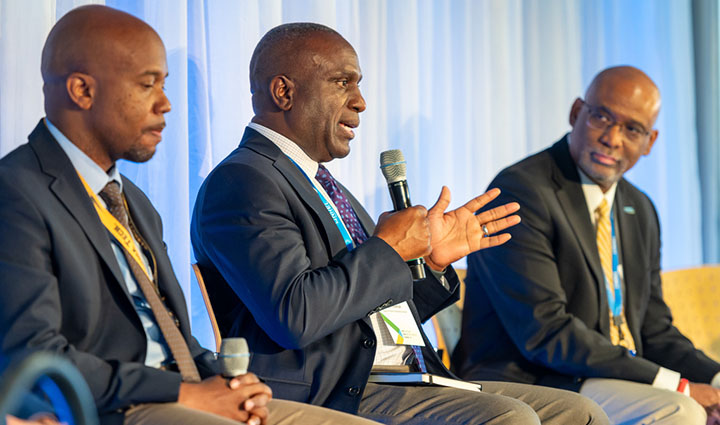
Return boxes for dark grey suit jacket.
[191,128,459,414]
[453,136,720,390]
[0,121,217,424]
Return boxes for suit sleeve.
[0,175,183,414]
[339,184,460,323]
[192,161,414,349]
[413,266,459,322]
[469,170,661,383]
[637,201,720,382]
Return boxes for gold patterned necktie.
[99,182,201,382]
[595,199,636,351]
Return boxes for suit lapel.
[240,129,349,256]
[29,122,131,300]
[123,184,193,333]
[339,181,375,236]
[549,140,609,330]
[614,182,643,338]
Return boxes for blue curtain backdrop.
[0,0,715,350]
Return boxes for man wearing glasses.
[453,66,720,423]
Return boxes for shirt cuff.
[711,371,720,388]
[652,367,681,392]
[428,267,450,290]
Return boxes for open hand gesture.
[425,187,520,270]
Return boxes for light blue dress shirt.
[45,118,172,368]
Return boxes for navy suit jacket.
[191,128,459,414]
[453,136,720,390]
[0,121,217,424]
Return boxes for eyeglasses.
[581,100,651,144]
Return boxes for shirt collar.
[567,135,618,224]
[45,118,122,195]
[248,122,319,179]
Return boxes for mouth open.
[338,121,358,139]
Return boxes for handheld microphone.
[379,149,426,281]
[218,337,250,378]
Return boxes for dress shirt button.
[347,386,360,396]
[363,339,375,349]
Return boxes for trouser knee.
[671,393,707,424]
[491,400,540,425]
[579,396,610,424]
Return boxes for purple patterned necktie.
[314,165,368,245]
[314,165,427,372]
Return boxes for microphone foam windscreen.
[380,149,407,184]
[219,337,250,378]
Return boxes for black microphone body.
[380,150,426,281]
[387,180,411,211]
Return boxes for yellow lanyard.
[76,171,151,279]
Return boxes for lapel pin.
[623,206,636,215]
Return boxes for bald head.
[42,5,162,114]
[568,65,661,192]
[249,23,353,112]
[40,5,171,171]
[247,23,365,163]
[42,6,160,83]
[585,66,661,126]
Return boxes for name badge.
[379,302,425,346]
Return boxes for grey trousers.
[357,381,609,424]
[580,378,707,425]
[124,399,381,425]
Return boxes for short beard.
[123,145,156,163]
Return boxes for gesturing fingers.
[480,233,513,248]
[462,188,502,212]
[428,186,451,217]
[474,211,521,249]
[476,201,520,224]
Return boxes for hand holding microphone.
[378,148,522,273]
[377,150,430,280]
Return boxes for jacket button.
[347,386,360,396]
[363,339,375,349]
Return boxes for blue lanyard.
[286,157,355,252]
[604,210,623,318]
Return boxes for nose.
[349,87,366,113]
[155,90,172,115]
[599,123,622,148]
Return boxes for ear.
[269,75,294,111]
[643,129,659,156]
[569,97,584,127]
[66,72,95,110]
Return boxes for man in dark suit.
[192,22,609,425]
[0,6,382,425]
[454,66,720,423]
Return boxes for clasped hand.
[178,373,271,425]
[375,186,520,270]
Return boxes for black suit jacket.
[191,128,459,414]
[0,121,217,424]
[453,136,720,390]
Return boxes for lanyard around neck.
[76,171,151,279]
[604,210,622,318]
[286,157,355,252]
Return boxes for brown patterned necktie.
[99,181,201,382]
